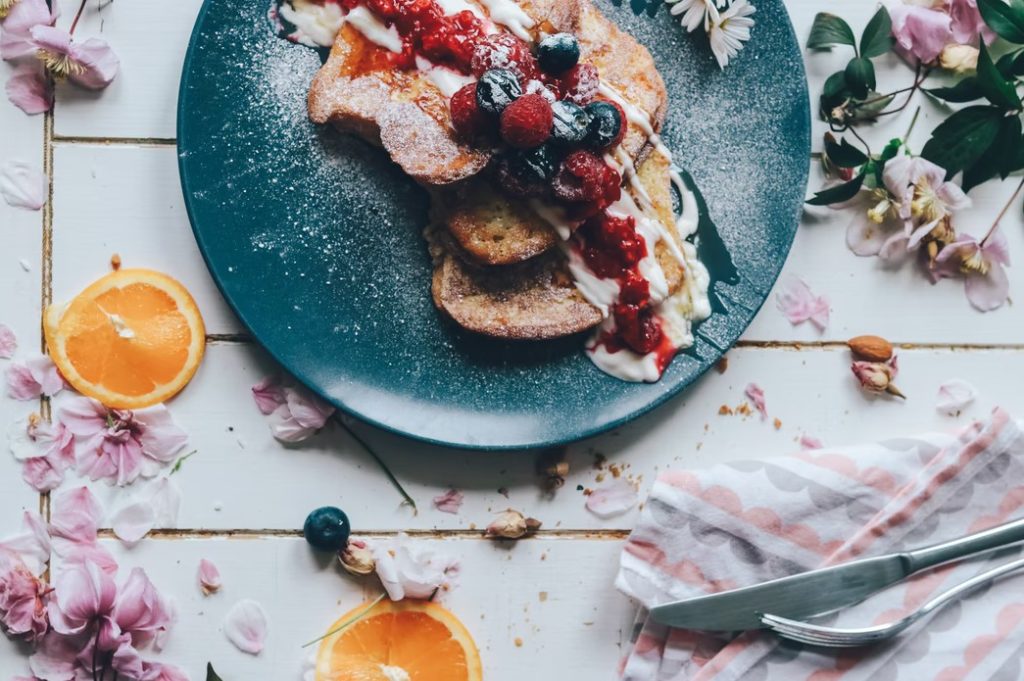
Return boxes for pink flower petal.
[6,354,63,400]
[372,533,459,601]
[889,2,954,63]
[251,376,287,415]
[140,662,190,681]
[134,405,189,464]
[48,560,117,636]
[0,323,16,358]
[0,0,57,60]
[50,486,103,546]
[846,214,890,257]
[22,455,66,492]
[0,159,47,210]
[198,558,222,595]
[965,264,1010,312]
[799,434,824,450]
[113,567,173,648]
[936,379,977,416]
[585,478,639,518]
[68,36,119,90]
[0,510,50,575]
[224,599,268,655]
[110,499,156,545]
[28,631,81,681]
[983,229,1011,267]
[5,63,52,114]
[283,385,334,430]
[432,488,464,514]
[744,383,767,420]
[58,395,108,435]
[775,276,829,331]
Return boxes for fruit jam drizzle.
[285,0,707,382]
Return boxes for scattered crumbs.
[497,487,509,498]
[773,418,782,430]
[716,356,728,374]
[703,423,709,432]
[735,402,752,417]
[19,259,30,272]
[540,551,548,561]
[468,522,477,530]
[592,453,607,469]
[213,501,224,511]
[514,637,523,648]
[696,442,703,451]
[538,592,548,602]
[596,472,606,483]
[583,621,595,627]
[718,404,733,416]
[228,426,235,432]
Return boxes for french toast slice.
[430,150,687,340]
[437,0,669,266]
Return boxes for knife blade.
[649,555,909,631]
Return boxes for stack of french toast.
[307,0,690,344]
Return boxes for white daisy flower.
[708,0,756,69]
[666,0,725,33]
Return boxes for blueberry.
[476,69,523,115]
[496,145,560,198]
[537,33,581,74]
[550,101,591,146]
[516,143,560,181]
[303,506,350,552]
[584,101,623,150]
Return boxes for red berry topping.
[499,94,554,149]
[559,63,600,105]
[450,83,490,141]
[576,214,646,278]
[552,150,622,214]
[470,33,539,84]
[613,304,664,355]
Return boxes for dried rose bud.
[338,538,376,576]
[851,360,904,398]
[939,44,979,74]
[485,509,542,540]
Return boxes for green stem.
[302,592,387,648]
[333,415,416,510]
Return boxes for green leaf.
[825,135,869,167]
[806,172,866,206]
[960,116,1021,191]
[925,78,984,104]
[995,50,1024,78]
[808,13,857,50]
[845,57,876,99]
[920,105,1005,177]
[823,70,848,99]
[860,7,894,59]
[977,41,1022,109]
[207,663,224,681]
[978,0,1024,44]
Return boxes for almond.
[847,335,894,362]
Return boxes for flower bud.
[338,538,376,576]
[485,510,542,540]
[851,359,904,398]
[939,44,979,74]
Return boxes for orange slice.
[315,600,483,681]
[44,268,206,409]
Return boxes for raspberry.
[470,33,539,84]
[552,151,621,209]
[449,83,490,141]
[559,63,599,106]
[499,94,554,149]
[613,304,664,355]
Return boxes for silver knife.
[650,516,1024,631]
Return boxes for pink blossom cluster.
[889,0,992,66]
[0,489,187,680]
[1,0,119,115]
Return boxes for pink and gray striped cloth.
[616,408,1024,680]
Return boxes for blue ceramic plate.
[177,0,810,450]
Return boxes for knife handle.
[905,517,1024,573]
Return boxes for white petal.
[8,415,46,461]
[936,379,977,416]
[110,499,156,545]
[224,599,269,655]
[149,476,182,528]
[585,479,639,518]
[0,159,47,210]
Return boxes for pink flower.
[28,629,87,681]
[432,489,464,515]
[223,599,268,655]
[252,377,335,443]
[852,356,904,398]
[9,413,75,492]
[49,487,117,575]
[112,568,173,650]
[744,382,767,420]
[5,354,63,399]
[0,0,57,60]
[935,231,1011,311]
[29,24,118,89]
[0,511,51,575]
[947,0,994,45]
[0,549,50,641]
[47,561,117,640]
[775,276,829,331]
[0,322,17,358]
[373,533,459,601]
[5,61,50,113]
[889,1,954,63]
[585,478,639,518]
[60,396,188,486]
[198,559,221,596]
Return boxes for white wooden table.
[1,1,1022,678]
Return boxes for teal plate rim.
[177,0,811,451]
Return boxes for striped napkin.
[616,408,1024,680]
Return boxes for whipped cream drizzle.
[286,0,712,382]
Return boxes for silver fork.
[761,556,1024,648]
